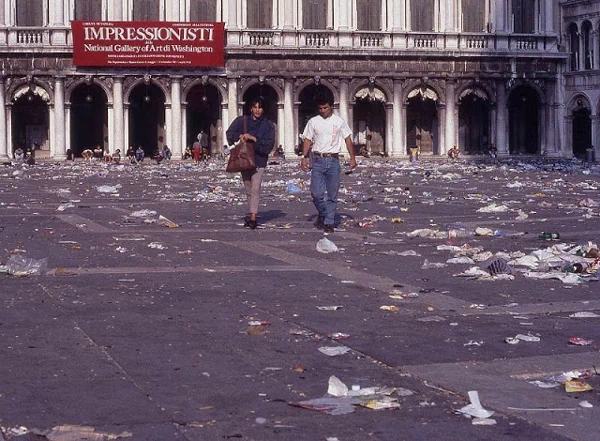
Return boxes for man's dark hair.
[315,95,333,107]
[249,97,265,108]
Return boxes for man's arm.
[345,136,357,169]
[300,137,312,171]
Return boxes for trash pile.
[290,375,414,415]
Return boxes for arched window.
[133,0,160,21]
[512,0,535,34]
[411,0,435,32]
[356,0,381,31]
[303,0,327,30]
[568,23,579,71]
[75,0,103,20]
[247,0,272,29]
[191,0,216,21]
[461,0,485,32]
[582,21,592,70]
[16,0,43,26]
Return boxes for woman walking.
[226,98,276,229]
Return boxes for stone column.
[544,0,554,33]
[283,78,295,157]
[49,106,55,158]
[592,115,599,160]
[228,0,238,29]
[339,79,350,128]
[51,0,65,25]
[283,0,294,29]
[392,0,405,31]
[165,104,172,154]
[228,77,238,129]
[496,82,508,155]
[337,0,352,47]
[494,0,506,32]
[277,102,284,150]
[564,116,573,158]
[109,0,123,20]
[181,104,187,153]
[106,104,113,153]
[54,77,66,160]
[444,80,456,156]
[170,77,182,159]
[385,103,393,158]
[392,79,404,157]
[124,105,130,154]
[544,82,557,156]
[220,103,229,147]
[170,0,181,21]
[593,31,600,70]
[0,0,5,26]
[0,77,7,160]
[113,77,124,153]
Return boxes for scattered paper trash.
[317,237,339,254]
[4,255,48,276]
[458,391,495,422]
[318,346,351,357]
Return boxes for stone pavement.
[0,158,599,441]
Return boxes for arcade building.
[0,0,598,161]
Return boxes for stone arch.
[9,77,54,104]
[455,81,495,105]
[506,79,545,106]
[182,78,226,104]
[402,80,443,105]
[567,94,592,114]
[350,80,391,104]
[405,82,441,155]
[65,77,113,105]
[124,78,169,104]
[239,79,283,105]
[294,78,339,104]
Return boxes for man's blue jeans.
[310,156,341,226]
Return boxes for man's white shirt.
[302,114,352,154]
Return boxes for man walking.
[300,97,356,233]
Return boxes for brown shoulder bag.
[226,117,256,173]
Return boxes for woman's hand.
[240,133,257,143]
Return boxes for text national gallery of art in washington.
[0,0,599,160]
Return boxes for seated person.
[135,146,145,163]
[103,150,112,162]
[162,145,172,160]
[275,145,285,160]
[183,146,193,160]
[448,145,460,159]
[93,145,103,159]
[112,149,121,164]
[66,148,73,161]
[81,149,94,161]
[14,147,24,161]
[488,143,498,159]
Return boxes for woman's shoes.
[248,219,257,230]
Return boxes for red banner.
[72,21,225,67]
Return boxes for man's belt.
[312,151,339,158]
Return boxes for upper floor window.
[303,0,327,30]
[75,0,103,21]
[16,0,44,26]
[411,0,435,32]
[461,0,486,32]
[133,0,160,21]
[247,0,272,29]
[356,0,381,31]
[512,0,535,33]
[191,0,216,21]
[568,23,579,71]
[582,21,593,70]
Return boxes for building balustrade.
[0,26,557,55]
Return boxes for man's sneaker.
[248,219,258,230]
[323,224,334,234]
[243,216,251,228]
[314,215,325,229]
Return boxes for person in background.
[135,146,145,163]
[488,143,498,160]
[192,136,201,164]
[14,147,24,161]
[226,97,276,230]
[300,96,356,233]
[448,145,460,160]
[112,149,121,164]
[162,145,172,160]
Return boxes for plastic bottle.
[539,232,560,240]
